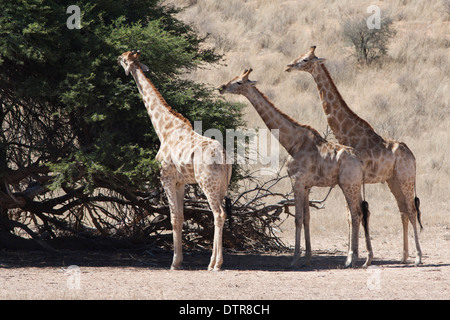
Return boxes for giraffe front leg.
[172,182,186,270]
[171,216,184,270]
[291,182,306,268]
[161,173,185,270]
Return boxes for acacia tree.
[0,0,246,248]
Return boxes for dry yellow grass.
[164,0,449,249]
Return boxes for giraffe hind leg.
[399,180,422,265]
[387,177,409,263]
[199,179,228,271]
[341,184,373,268]
[387,176,422,265]
[205,196,226,271]
[291,180,308,268]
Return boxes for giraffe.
[118,50,232,271]
[219,68,373,268]
[285,46,423,265]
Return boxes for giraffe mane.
[140,68,193,128]
[252,87,325,142]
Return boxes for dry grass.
[164,0,449,248]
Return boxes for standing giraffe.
[285,46,423,265]
[118,50,232,271]
[219,69,373,268]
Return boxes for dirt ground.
[0,224,448,301]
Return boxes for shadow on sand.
[3,246,446,271]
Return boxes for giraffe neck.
[241,85,324,155]
[130,67,192,143]
[311,63,376,147]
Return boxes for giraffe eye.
[303,59,309,62]
[236,81,243,85]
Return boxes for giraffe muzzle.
[284,64,294,72]
[217,85,226,94]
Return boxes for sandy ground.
[0,224,448,301]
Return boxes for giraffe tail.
[361,200,370,234]
[360,171,370,234]
[414,197,424,231]
[414,176,423,230]
[225,196,233,230]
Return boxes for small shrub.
[341,14,396,65]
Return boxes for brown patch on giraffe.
[341,117,353,133]
[322,101,333,114]
[316,73,327,85]
[164,121,174,130]
[160,144,169,155]
[327,115,341,133]
[326,90,335,103]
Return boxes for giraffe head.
[217,68,257,95]
[118,50,149,76]
[284,46,326,73]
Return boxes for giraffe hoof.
[208,266,221,272]
[401,252,408,264]
[362,257,373,268]
[414,257,422,266]
[170,265,182,271]
[290,255,302,268]
[344,259,357,268]
[345,252,359,268]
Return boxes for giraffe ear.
[140,63,149,72]
[317,58,326,63]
